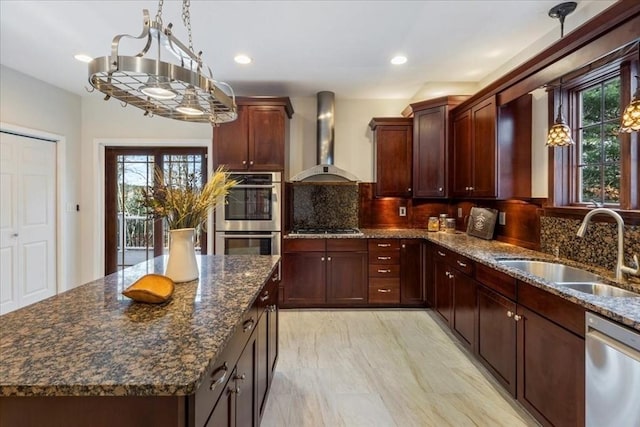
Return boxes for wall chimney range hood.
[291,91,359,182]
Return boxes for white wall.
[288,97,410,182]
[0,65,82,290]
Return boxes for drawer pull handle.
[377,243,391,247]
[377,288,392,293]
[507,311,514,318]
[437,251,446,257]
[456,260,467,268]
[243,319,255,332]
[260,293,269,302]
[209,362,229,390]
[377,269,391,273]
[377,256,392,260]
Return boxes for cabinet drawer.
[368,239,400,251]
[368,251,400,265]
[369,278,400,303]
[369,264,400,277]
[433,246,474,276]
[283,238,325,252]
[476,263,516,300]
[326,238,367,252]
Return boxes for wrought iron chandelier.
[88,0,237,125]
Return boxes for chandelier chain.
[182,0,194,53]
[155,0,164,26]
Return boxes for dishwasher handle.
[587,329,640,361]
[586,313,640,354]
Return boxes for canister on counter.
[428,217,440,232]
[445,218,457,233]
[439,214,448,231]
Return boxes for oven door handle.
[220,233,278,239]
[234,184,276,189]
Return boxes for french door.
[104,147,207,275]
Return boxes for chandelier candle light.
[619,41,640,133]
[88,0,237,125]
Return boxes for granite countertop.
[0,255,280,397]
[286,229,640,331]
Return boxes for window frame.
[548,54,639,212]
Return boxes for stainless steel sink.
[498,259,602,283]
[557,282,640,298]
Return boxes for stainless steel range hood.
[291,91,359,182]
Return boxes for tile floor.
[261,309,539,427]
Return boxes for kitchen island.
[0,255,280,427]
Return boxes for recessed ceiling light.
[234,54,252,65]
[74,54,93,63]
[390,55,407,65]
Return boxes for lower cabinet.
[451,271,477,351]
[205,266,280,427]
[434,258,452,324]
[400,239,424,305]
[282,239,368,307]
[477,284,517,395]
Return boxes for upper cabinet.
[369,117,413,197]
[410,96,467,198]
[213,97,294,172]
[451,95,531,199]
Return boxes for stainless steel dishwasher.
[586,313,640,427]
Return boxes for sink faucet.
[576,208,639,280]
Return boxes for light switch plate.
[498,211,506,225]
[399,206,407,217]
[458,208,463,218]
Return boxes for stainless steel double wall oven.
[215,172,281,255]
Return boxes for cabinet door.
[257,313,268,418]
[267,296,278,379]
[248,106,285,171]
[470,97,497,198]
[400,239,424,305]
[452,271,477,351]
[451,109,472,197]
[235,332,257,427]
[423,245,435,307]
[517,305,585,427]
[206,381,234,427]
[413,106,446,198]
[477,285,517,396]
[282,252,326,306]
[213,106,249,170]
[326,251,368,304]
[434,259,452,325]
[375,125,412,197]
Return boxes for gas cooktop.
[291,228,364,236]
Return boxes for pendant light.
[546,2,577,147]
[619,42,640,133]
[88,0,237,125]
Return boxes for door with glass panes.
[104,148,207,275]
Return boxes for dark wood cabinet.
[213,98,293,172]
[434,258,453,324]
[476,284,517,396]
[400,239,424,305]
[451,94,532,199]
[451,270,477,351]
[282,239,368,307]
[368,239,401,304]
[257,275,279,421]
[368,118,413,197]
[409,96,467,198]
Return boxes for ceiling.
[0,1,616,100]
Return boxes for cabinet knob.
[507,310,514,318]
[469,186,474,191]
[234,373,246,381]
[438,187,443,192]
[514,314,522,322]
[321,256,325,261]
[408,188,412,192]
[401,244,406,249]
[327,256,332,261]
[242,160,247,165]
[249,160,254,165]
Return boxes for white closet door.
[0,132,56,314]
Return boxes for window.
[574,76,621,205]
[549,55,638,211]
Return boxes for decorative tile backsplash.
[291,183,359,229]
[540,216,640,281]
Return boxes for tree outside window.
[576,76,621,205]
